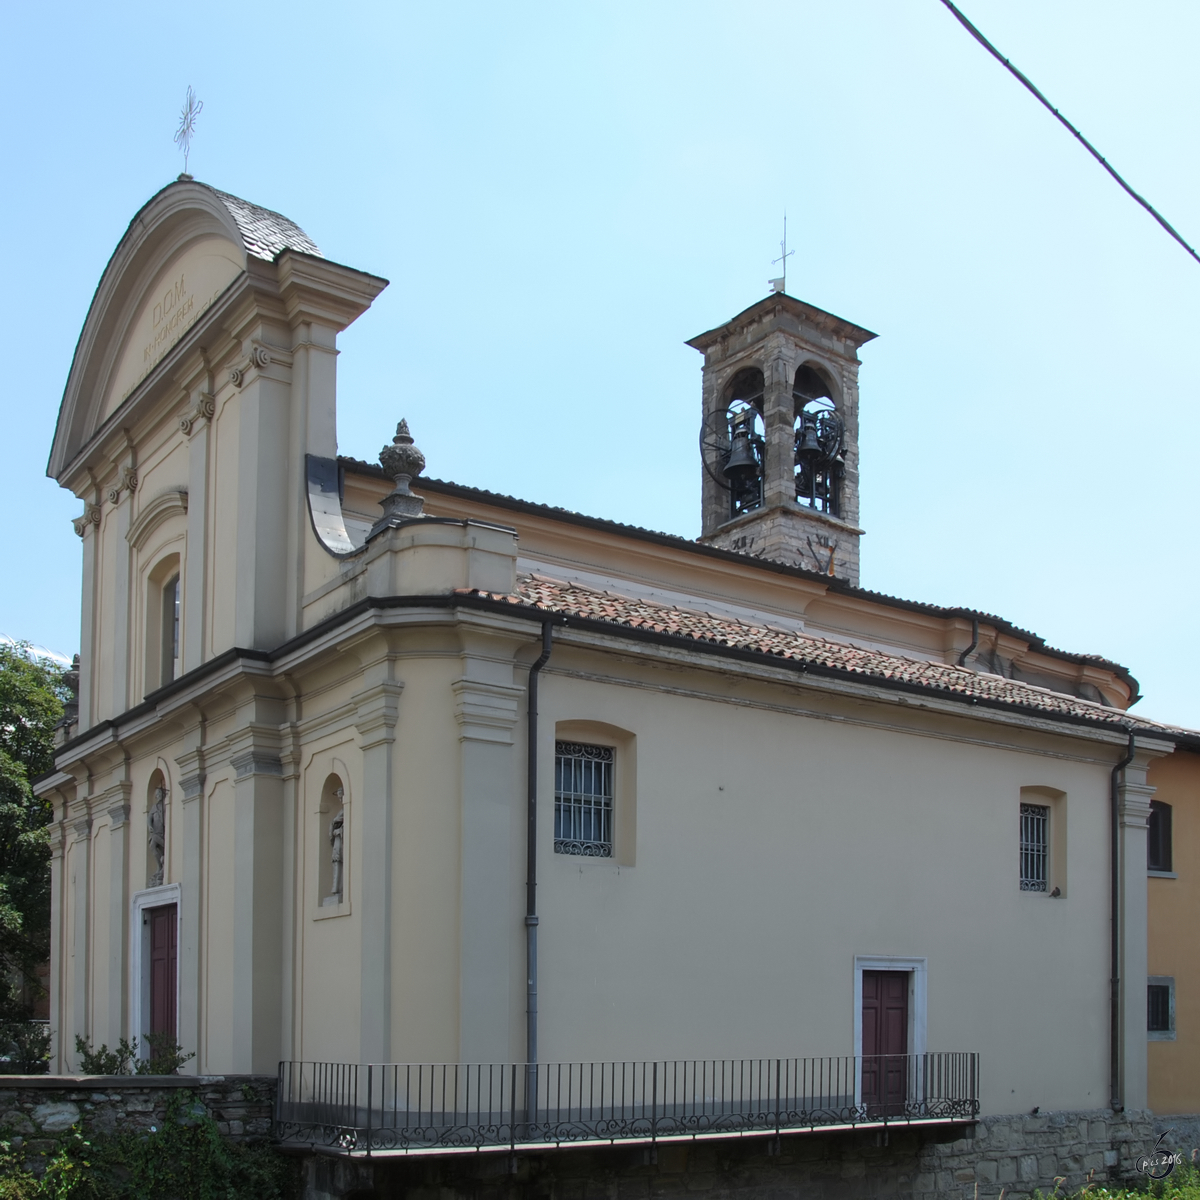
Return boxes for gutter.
[956,617,979,667]
[525,619,558,1118]
[1109,726,1136,1111]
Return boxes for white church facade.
[36,180,1189,1160]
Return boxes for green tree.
[0,642,67,1021]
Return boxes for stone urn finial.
[368,418,427,538]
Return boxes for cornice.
[126,488,189,550]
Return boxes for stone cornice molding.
[127,488,189,550]
[72,503,102,538]
[275,251,388,331]
[178,393,215,437]
[107,804,131,829]
[352,680,404,750]
[231,750,283,779]
[451,678,523,744]
[1119,780,1156,828]
[71,818,93,842]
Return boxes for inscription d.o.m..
[153,274,186,328]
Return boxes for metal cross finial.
[174,86,203,178]
[769,214,794,295]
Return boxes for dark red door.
[148,904,177,1039]
[861,970,908,1115]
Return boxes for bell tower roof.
[686,293,876,355]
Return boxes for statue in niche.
[328,788,344,901]
[148,786,166,887]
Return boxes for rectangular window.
[1148,802,1173,873]
[1148,977,1175,1040]
[160,575,180,688]
[555,741,613,857]
[1020,803,1049,891]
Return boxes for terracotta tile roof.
[458,573,1175,735]
[339,461,1141,697]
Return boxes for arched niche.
[146,769,168,888]
[318,774,347,906]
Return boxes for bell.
[724,427,759,481]
[796,420,822,460]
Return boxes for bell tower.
[688,294,876,585]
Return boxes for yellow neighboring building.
[1147,744,1200,1113]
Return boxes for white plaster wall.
[532,661,1112,1117]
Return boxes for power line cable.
[938,0,1200,267]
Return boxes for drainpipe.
[1109,725,1136,1111]
[526,620,555,1119]
[956,617,979,667]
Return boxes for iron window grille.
[1020,803,1049,892]
[554,741,613,857]
[1148,802,1173,873]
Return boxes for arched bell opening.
[793,364,844,516]
[699,366,766,520]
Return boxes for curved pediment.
[48,180,323,483]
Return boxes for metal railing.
[275,1053,979,1155]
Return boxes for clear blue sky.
[3,1,1198,725]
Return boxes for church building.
[36,179,1198,1189]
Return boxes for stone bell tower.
[688,294,876,585]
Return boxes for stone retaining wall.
[0,1074,275,1177]
[300,1109,1160,1200]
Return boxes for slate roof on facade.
[456,573,1181,738]
[207,185,323,261]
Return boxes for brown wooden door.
[148,904,177,1039]
[861,970,908,1115]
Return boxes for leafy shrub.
[72,1034,195,1076]
[0,1022,50,1074]
[0,1091,297,1199]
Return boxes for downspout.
[956,617,979,667]
[526,620,555,1118]
[1110,725,1136,1111]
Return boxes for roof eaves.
[339,458,1139,694]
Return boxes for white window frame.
[130,883,181,1059]
[1148,976,1176,1042]
[852,955,927,1109]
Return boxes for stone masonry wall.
[0,1074,275,1177]
[299,1109,1160,1200]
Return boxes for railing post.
[651,1061,658,1144]
[365,1064,373,1157]
[511,1065,518,1152]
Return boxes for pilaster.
[761,345,795,510]
[1118,750,1157,1111]
[105,794,132,1046]
[75,503,100,730]
[352,669,403,1066]
[183,390,212,672]
[228,726,285,1074]
[234,358,292,650]
[108,487,133,715]
[69,816,93,1051]
[453,627,525,1065]
[176,747,206,1068]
